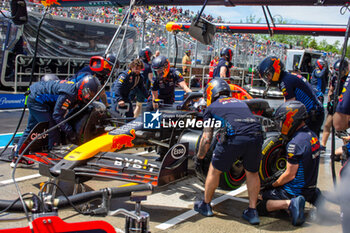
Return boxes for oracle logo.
[30,131,48,140]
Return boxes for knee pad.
[256,199,269,216]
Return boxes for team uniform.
[310,67,328,103]
[129,61,152,103]
[336,76,350,173]
[150,68,184,107]
[111,70,148,117]
[279,71,324,136]
[334,75,350,233]
[16,80,80,154]
[212,58,230,78]
[261,125,320,203]
[203,97,262,172]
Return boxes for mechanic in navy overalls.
[111,58,148,118]
[212,47,233,80]
[310,58,328,104]
[11,76,101,168]
[320,59,349,153]
[149,55,191,110]
[257,56,324,137]
[131,48,153,117]
[332,63,350,233]
[194,79,262,225]
[257,101,320,226]
[69,54,117,107]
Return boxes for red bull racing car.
[17,86,278,190]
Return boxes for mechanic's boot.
[289,195,306,226]
[10,157,35,168]
[242,207,260,225]
[194,200,213,217]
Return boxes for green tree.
[309,39,318,49]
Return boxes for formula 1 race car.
[17,85,278,191]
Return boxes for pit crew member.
[310,58,328,104]
[149,55,191,110]
[332,65,350,233]
[69,53,118,107]
[131,48,153,117]
[257,56,324,137]
[111,58,148,118]
[212,47,233,79]
[194,79,262,225]
[257,101,320,226]
[11,76,101,167]
[320,59,349,153]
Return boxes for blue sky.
[181,6,349,45]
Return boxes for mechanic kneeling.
[257,101,321,226]
[195,79,263,225]
[149,55,191,111]
[11,76,101,168]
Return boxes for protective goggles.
[89,56,112,73]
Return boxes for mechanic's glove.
[261,180,274,191]
[193,156,203,173]
[327,100,334,114]
[261,169,284,190]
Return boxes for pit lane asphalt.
[0,104,344,233]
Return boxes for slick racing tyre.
[259,136,286,181]
[195,133,246,191]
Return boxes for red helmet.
[77,75,101,103]
[89,54,117,76]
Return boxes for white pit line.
[0,174,41,186]
[156,185,248,230]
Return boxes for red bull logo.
[281,108,298,136]
[310,137,320,152]
[271,58,281,82]
[41,0,61,7]
[217,25,227,30]
[112,129,136,150]
[166,22,184,32]
[206,82,215,106]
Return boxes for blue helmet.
[77,75,101,103]
[203,78,231,106]
[139,47,153,63]
[152,55,170,78]
[220,47,233,61]
[315,59,326,70]
[256,56,284,86]
[274,100,308,140]
[105,53,117,66]
[334,59,349,77]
